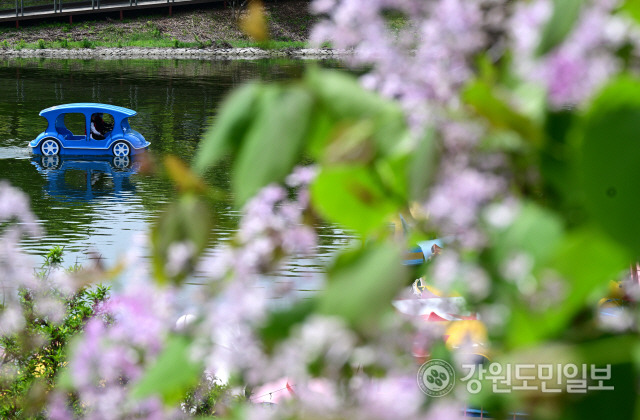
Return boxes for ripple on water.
[0,146,32,160]
[1,58,354,302]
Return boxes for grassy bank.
[0,0,315,50]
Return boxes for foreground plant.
[0,189,110,419]
[4,0,640,419]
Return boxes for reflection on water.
[31,155,139,201]
[18,153,151,265]
[0,58,353,293]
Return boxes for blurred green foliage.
[172,63,640,418]
[536,0,584,56]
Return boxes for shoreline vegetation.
[0,46,344,59]
[0,38,311,51]
[0,0,324,56]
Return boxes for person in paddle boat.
[30,103,149,157]
[90,113,112,140]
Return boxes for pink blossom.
[64,280,176,418]
[355,375,424,420]
[425,166,505,233]
[47,392,73,420]
[510,0,637,108]
[0,181,40,236]
[311,0,489,129]
[165,240,196,276]
[285,165,318,188]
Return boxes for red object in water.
[424,312,449,322]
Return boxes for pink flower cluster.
[49,280,180,419]
[510,0,639,108]
[311,0,511,248]
[310,0,640,251]
[198,165,318,280]
[0,182,44,335]
[312,0,489,129]
[192,167,320,384]
[8,0,635,417]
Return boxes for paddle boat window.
[101,113,115,132]
[30,103,150,157]
[56,113,85,139]
[89,113,114,140]
[121,118,132,134]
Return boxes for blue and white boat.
[29,103,149,157]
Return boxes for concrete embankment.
[0,47,346,60]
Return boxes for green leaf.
[463,80,542,146]
[319,242,405,332]
[306,104,337,159]
[193,82,264,174]
[620,0,640,26]
[304,68,408,162]
[491,201,564,268]
[561,361,636,420]
[577,335,636,365]
[164,155,207,194]
[55,366,74,391]
[408,128,438,201]
[305,67,400,120]
[540,110,579,204]
[322,119,377,165]
[506,228,629,348]
[375,153,409,202]
[536,0,584,56]
[581,76,640,254]
[233,85,314,205]
[132,335,202,405]
[553,228,630,309]
[310,165,399,235]
[258,299,317,353]
[370,109,410,158]
[151,195,212,285]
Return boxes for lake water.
[0,57,353,295]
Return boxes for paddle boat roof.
[39,103,137,119]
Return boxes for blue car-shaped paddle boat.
[29,103,149,157]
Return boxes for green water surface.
[0,58,351,289]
